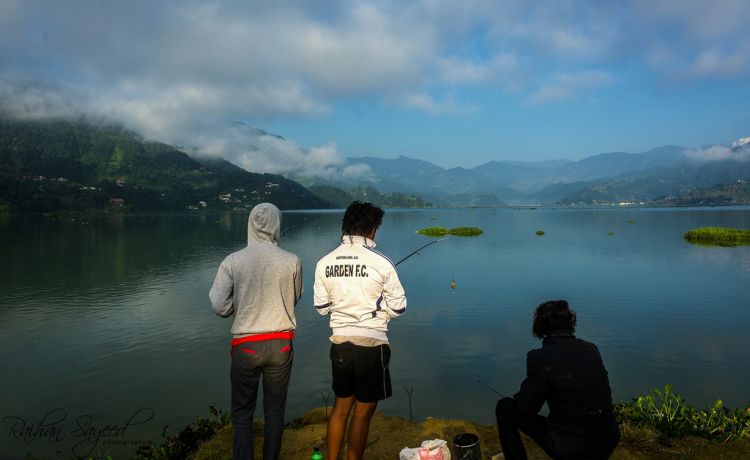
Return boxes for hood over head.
[247,202,281,245]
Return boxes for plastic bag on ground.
[399,439,451,460]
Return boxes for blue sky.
[1,0,749,173]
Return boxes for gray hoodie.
[210,203,303,337]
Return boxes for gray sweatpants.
[230,338,293,460]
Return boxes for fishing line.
[477,379,505,398]
[394,237,449,266]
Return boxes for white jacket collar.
[341,235,376,248]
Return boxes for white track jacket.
[314,236,407,341]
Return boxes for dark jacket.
[513,334,619,458]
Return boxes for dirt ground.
[192,407,750,459]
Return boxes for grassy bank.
[136,386,750,460]
[189,408,750,460]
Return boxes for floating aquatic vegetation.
[416,226,448,237]
[628,220,636,224]
[684,227,750,247]
[448,226,483,237]
[416,226,483,237]
[608,231,614,236]
[535,230,545,236]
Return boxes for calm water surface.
[1,207,750,458]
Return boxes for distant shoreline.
[4,202,750,216]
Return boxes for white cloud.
[396,92,478,115]
[2,0,750,172]
[0,1,431,113]
[633,0,750,78]
[279,3,431,95]
[690,47,750,78]
[0,1,630,122]
[437,54,520,87]
[0,76,84,119]
[0,77,371,182]
[3,0,749,124]
[504,20,611,59]
[0,0,22,29]
[634,0,749,40]
[190,123,374,181]
[529,70,613,104]
[684,145,750,162]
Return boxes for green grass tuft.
[134,405,230,459]
[684,227,750,247]
[535,230,545,236]
[618,422,659,451]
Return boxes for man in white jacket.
[314,201,407,460]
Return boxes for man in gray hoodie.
[210,203,303,460]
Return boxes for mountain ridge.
[4,117,748,210]
[337,145,688,204]
[0,118,331,212]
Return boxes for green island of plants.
[684,227,750,247]
[416,226,448,237]
[416,226,483,237]
[448,226,484,237]
[536,230,545,236]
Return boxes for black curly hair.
[341,201,384,238]
[532,300,577,339]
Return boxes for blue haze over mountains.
[347,146,685,204]
[290,142,750,205]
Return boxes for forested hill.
[0,118,332,212]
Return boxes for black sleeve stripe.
[363,246,397,270]
[315,302,332,310]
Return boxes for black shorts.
[330,342,392,403]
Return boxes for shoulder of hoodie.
[226,243,300,265]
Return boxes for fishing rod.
[394,237,449,266]
[477,379,505,398]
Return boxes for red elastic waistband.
[231,331,295,347]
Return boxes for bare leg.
[327,396,354,460]
[346,400,378,460]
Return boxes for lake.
[1,207,750,459]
